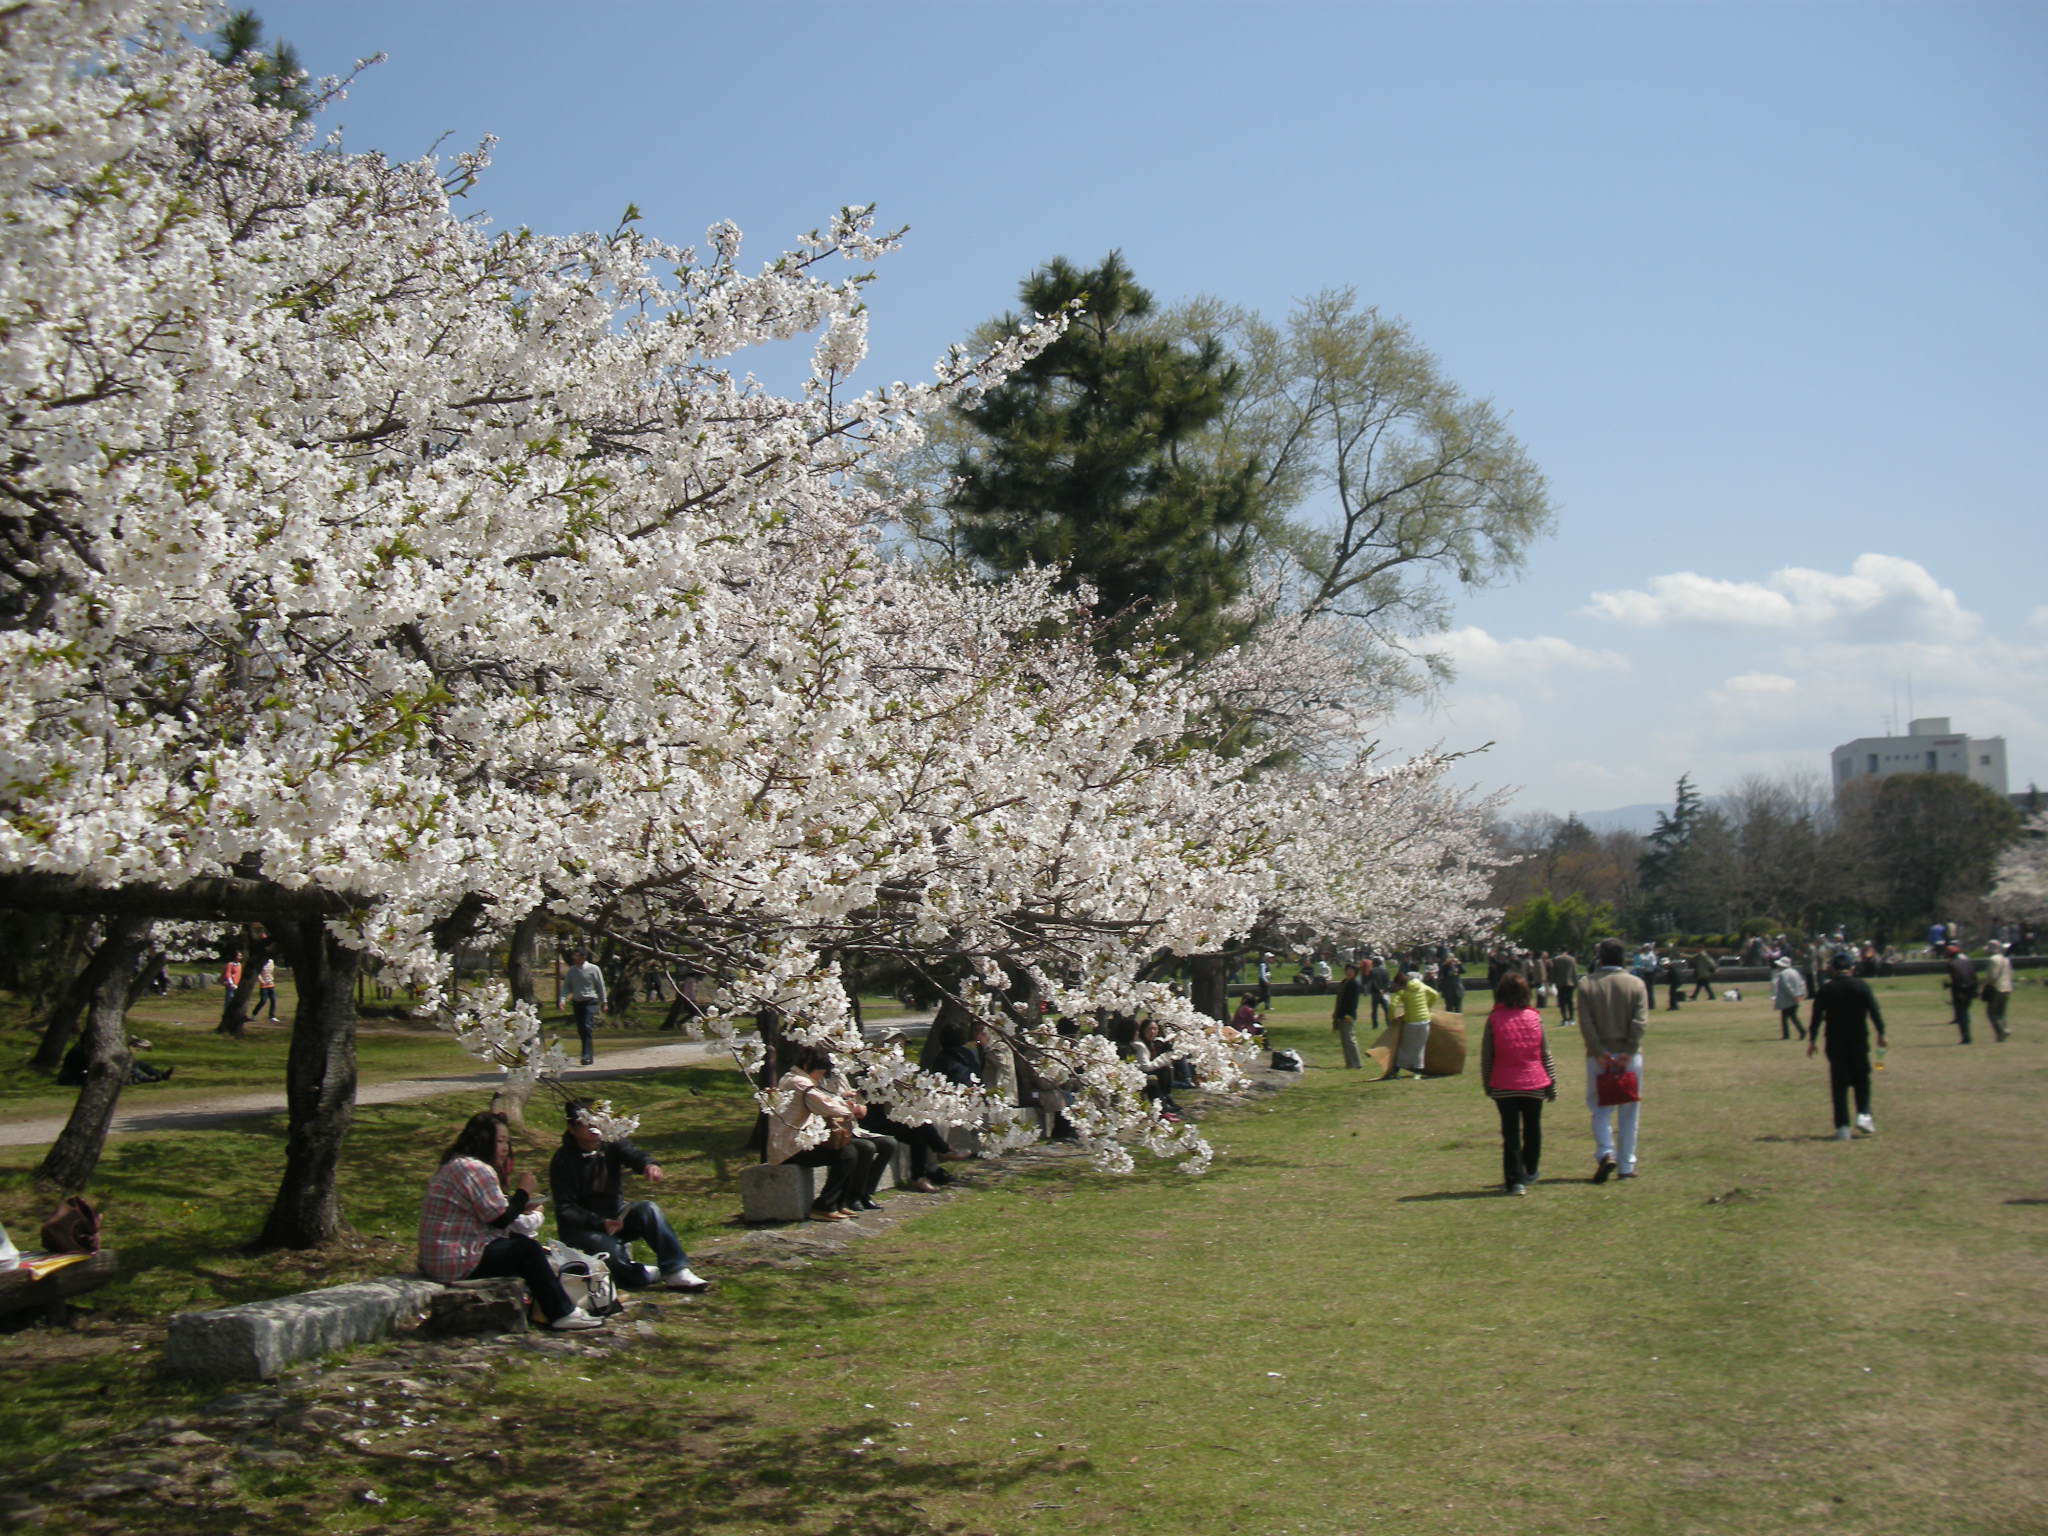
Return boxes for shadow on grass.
[1397,1189,1518,1202]
[206,1404,1084,1536]
[1752,1133,1853,1144]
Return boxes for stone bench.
[164,1273,526,1383]
[0,1250,120,1329]
[739,1142,911,1224]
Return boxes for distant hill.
[1570,798,1734,837]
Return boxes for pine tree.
[210,9,312,122]
[1639,774,1704,930]
[948,254,1266,662]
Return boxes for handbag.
[1594,1059,1640,1107]
[543,1240,622,1317]
[824,1116,855,1150]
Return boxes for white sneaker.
[642,1263,663,1284]
[550,1306,605,1331]
[1856,1113,1875,1135]
[1833,1126,1853,1141]
[663,1267,713,1292]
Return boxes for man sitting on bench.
[550,1102,711,1293]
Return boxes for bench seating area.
[0,1250,120,1329]
[164,1273,528,1382]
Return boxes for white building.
[1831,717,2008,797]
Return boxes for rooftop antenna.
[1906,670,1914,726]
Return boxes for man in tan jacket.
[1577,938,1648,1183]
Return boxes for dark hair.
[1494,972,1532,1009]
[783,1041,831,1076]
[442,1110,509,1167]
[1596,938,1627,967]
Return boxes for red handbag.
[1595,1060,1640,1106]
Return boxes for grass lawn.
[2,975,2043,1534]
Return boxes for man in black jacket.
[1808,952,1888,1139]
[1332,964,1363,1070]
[550,1103,711,1292]
[1946,944,1977,1044]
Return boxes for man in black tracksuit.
[1808,953,1887,1140]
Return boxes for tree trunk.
[35,915,154,1191]
[256,917,361,1249]
[1188,952,1229,1023]
[505,908,545,1009]
[27,937,99,1073]
[216,923,271,1036]
[660,970,703,1032]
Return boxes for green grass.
[3,977,2044,1534]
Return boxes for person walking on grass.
[1379,960,1443,1080]
[1689,949,1718,1001]
[1577,938,1648,1182]
[252,956,278,1021]
[563,947,608,1066]
[1771,957,1807,1040]
[1481,972,1558,1196]
[1332,963,1364,1070]
[1808,951,1887,1140]
[1984,941,2013,1043]
[1946,943,1976,1045]
[1551,948,1579,1025]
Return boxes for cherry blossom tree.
[1991,816,2048,923]
[1,0,1505,1233]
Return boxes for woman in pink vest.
[1480,972,1558,1195]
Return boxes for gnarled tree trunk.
[36,915,154,1191]
[216,922,271,1036]
[256,917,360,1249]
[1188,953,1229,1022]
[27,925,100,1073]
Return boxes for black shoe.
[855,1198,882,1211]
[1593,1158,1617,1185]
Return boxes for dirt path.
[0,1017,933,1149]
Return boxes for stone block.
[165,1274,444,1383]
[419,1277,529,1337]
[740,1162,814,1224]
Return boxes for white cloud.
[2028,606,2048,630]
[1584,554,1978,644]
[1422,626,1630,675]
[1721,672,1797,694]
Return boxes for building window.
[1980,754,1992,766]
[1927,751,1938,772]
[1868,753,1879,773]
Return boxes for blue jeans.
[562,1200,687,1286]
[571,999,601,1063]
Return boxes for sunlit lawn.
[2,974,2043,1535]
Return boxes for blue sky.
[254,0,2048,817]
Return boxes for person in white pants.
[1584,1052,1643,1178]
[1574,938,1649,1182]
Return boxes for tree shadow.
[2004,1197,2048,1206]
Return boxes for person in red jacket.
[1480,972,1558,1195]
